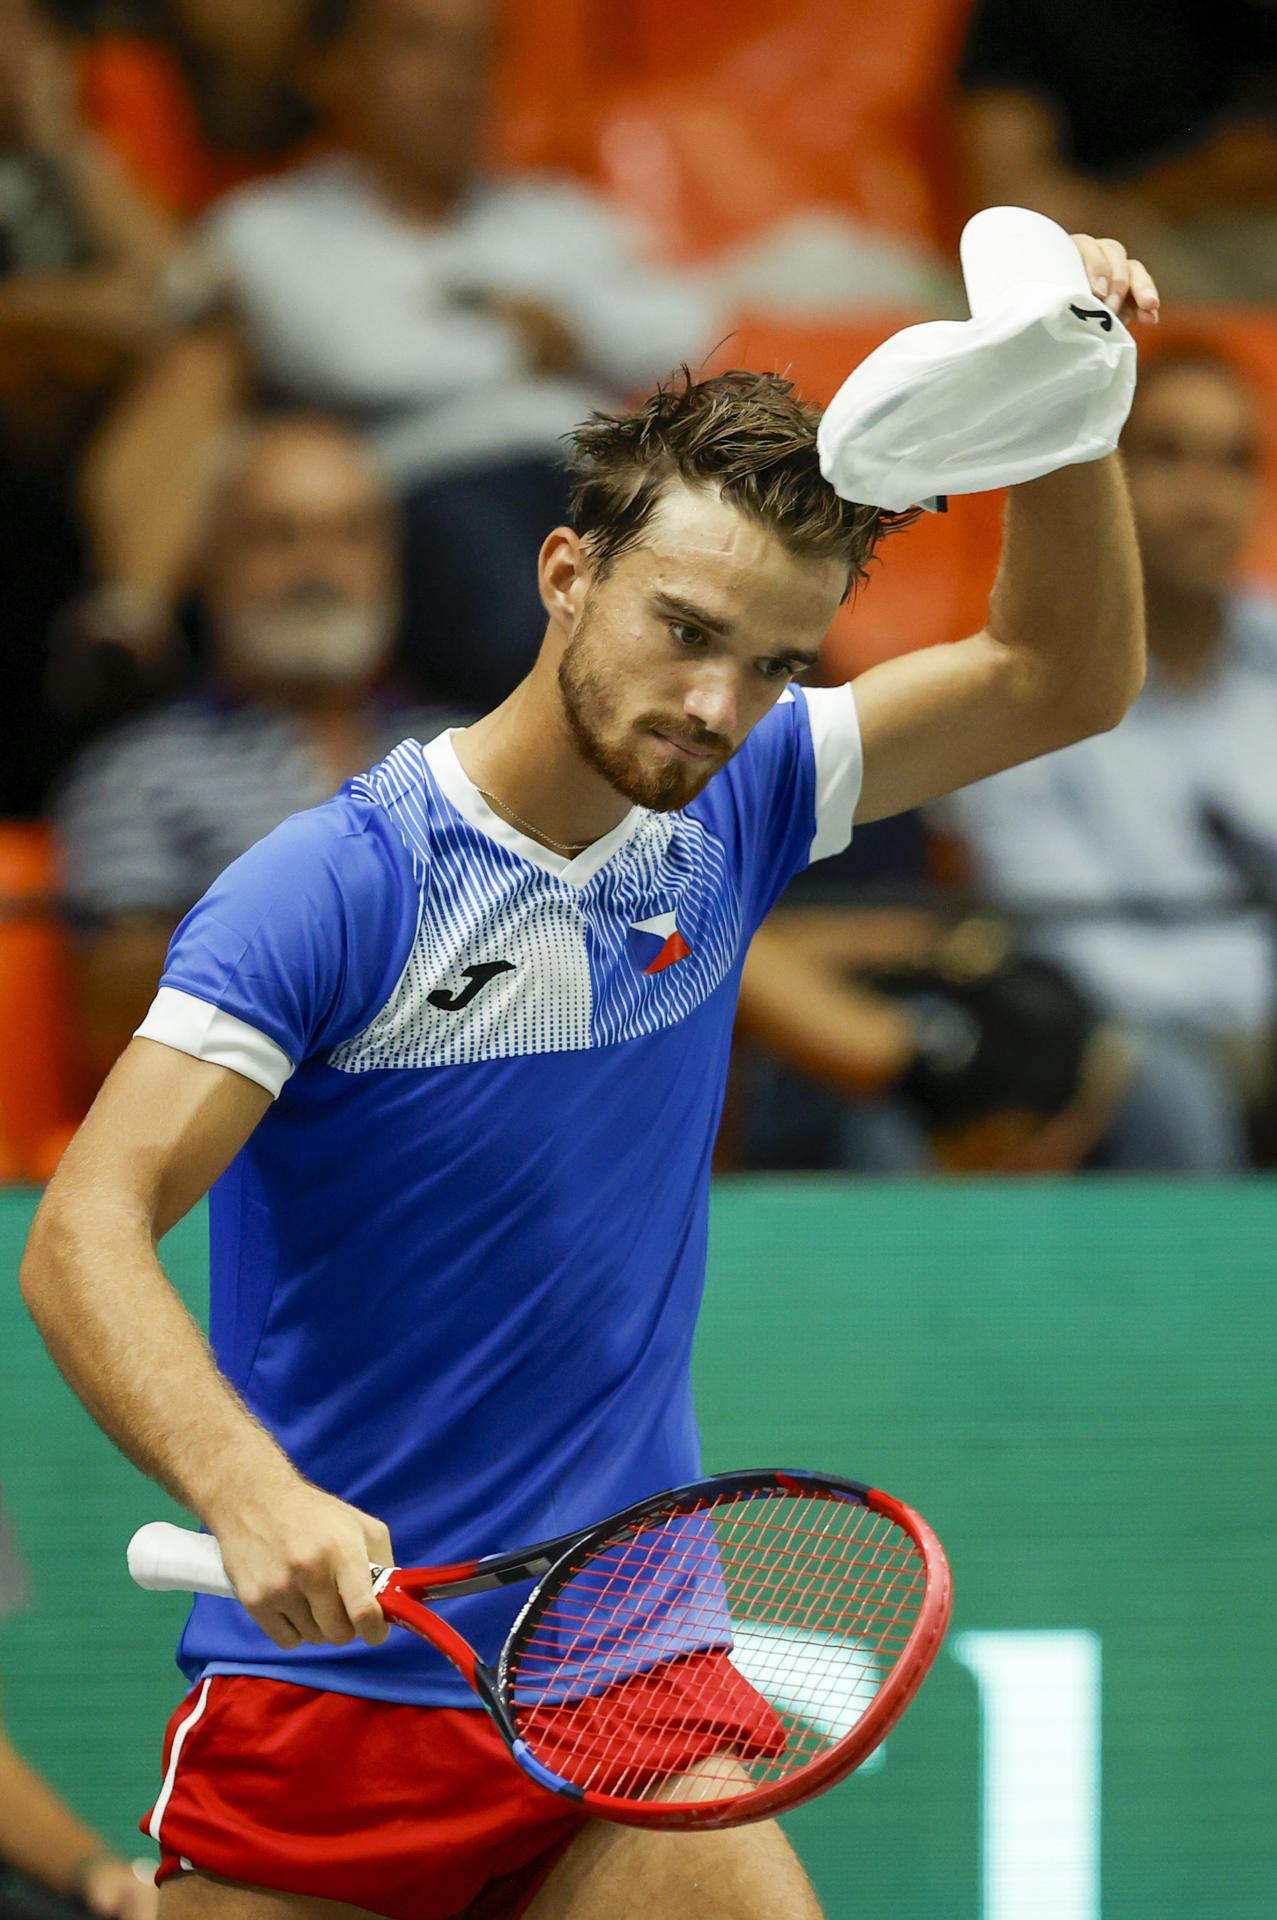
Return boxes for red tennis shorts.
[144,1656,784,1920]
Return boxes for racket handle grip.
[128,1521,236,1597]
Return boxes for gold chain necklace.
[474,785,591,855]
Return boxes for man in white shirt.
[203,0,720,710]
[940,347,1277,1168]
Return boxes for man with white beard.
[55,413,464,1083]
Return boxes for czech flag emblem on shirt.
[630,912,692,975]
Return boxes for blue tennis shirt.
[137,686,862,1706]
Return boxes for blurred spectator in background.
[0,1493,155,1918]
[958,0,1277,303]
[0,0,175,344]
[200,0,721,709]
[938,347,1277,1170]
[54,412,466,1086]
[79,0,316,221]
[0,0,178,814]
[732,814,1132,1175]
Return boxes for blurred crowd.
[2,0,1277,1229]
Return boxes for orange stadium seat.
[0,823,78,1185]
[706,313,1004,678]
[496,0,976,259]
[490,0,599,175]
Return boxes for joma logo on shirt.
[427,961,515,1011]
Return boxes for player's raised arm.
[852,439,1145,823]
[19,1040,392,1655]
[817,212,1157,826]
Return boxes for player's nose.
[682,664,739,737]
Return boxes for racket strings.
[516,1507,917,1801]
[506,1489,926,1804]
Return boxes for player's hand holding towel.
[819,208,1158,513]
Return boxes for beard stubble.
[557,630,731,813]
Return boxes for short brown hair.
[565,367,918,599]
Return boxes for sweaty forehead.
[632,485,845,625]
[645,485,779,563]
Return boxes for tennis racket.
[128,1467,950,1831]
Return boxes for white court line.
[727,1623,881,1740]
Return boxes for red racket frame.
[373,1470,952,1831]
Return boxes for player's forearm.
[19,1193,296,1530]
[23,1184,392,1650]
[986,451,1146,747]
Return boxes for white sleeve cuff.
[135,987,295,1098]
[803,683,864,862]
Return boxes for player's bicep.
[852,628,1069,825]
[52,1037,273,1241]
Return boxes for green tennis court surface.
[2,1180,1274,1918]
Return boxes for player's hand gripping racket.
[129,1469,950,1830]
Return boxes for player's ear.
[538,526,591,635]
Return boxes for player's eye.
[669,621,706,647]
[758,657,796,681]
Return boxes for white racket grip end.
[128,1522,236,1597]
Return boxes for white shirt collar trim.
[422,730,646,886]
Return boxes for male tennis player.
[22,229,1157,1920]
